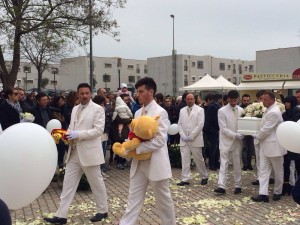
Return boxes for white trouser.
[254,143,261,180]
[120,161,176,225]
[180,145,208,182]
[56,150,108,218]
[259,150,284,195]
[218,141,242,189]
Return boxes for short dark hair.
[182,92,189,101]
[256,90,265,98]
[77,83,91,92]
[120,93,129,100]
[242,94,250,99]
[264,91,275,100]
[205,93,214,102]
[227,90,239,99]
[135,77,157,95]
[212,94,222,101]
[93,95,106,105]
[222,94,228,101]
[36,92,48,101]
[154,93,164,102]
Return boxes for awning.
[236,81,284,90]
[283,81,300,89]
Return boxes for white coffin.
[237,117,262,135]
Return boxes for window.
[184,75,188,86]
[219,63,225,71]
[184,60,188,71]
[192,62,196,67]
[233,64,236,74]
[127,65,134,70]
[249,65,254,72]
[238,64,242,74]
[16,79,21,84]
[104,63,112,68]
[197,61,203,69]
[25,79,34,84]
[23,66,31,73]
[103,74,111,82]
[191,76,196,82]
[244,66,248,71]
[227,65,231,70]
[136,64,140,73]
[50,80,58,85]
[137,76,141,81]
[52,68,59,74]
[144,65,147,73]
[128,76,135,83]
[233,77,237,84]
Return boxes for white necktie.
[141,107,146,116]
[187,107,192,116]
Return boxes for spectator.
[31,92,51,128]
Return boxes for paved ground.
[11,160,300,225]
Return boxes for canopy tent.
[179,74,222,91]
[283,81,300,89]
[236,81,284,90]
[216,75,237,89]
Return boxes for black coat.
[30,105,51,128]
[203,102,221,134]
[0,100,20,130]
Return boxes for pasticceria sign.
[242,68,300,81]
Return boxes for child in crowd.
[112,96,133,138]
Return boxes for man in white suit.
[251,91,286,202]
[214,90,244,195]
[177,93,208,186]
[44,83,108,224]
[119,77,176,225]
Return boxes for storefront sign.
[242,73,292,81]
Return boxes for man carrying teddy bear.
[118,77,176,225]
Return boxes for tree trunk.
[37,68,42,93]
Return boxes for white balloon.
[0,123,57,210]
[168,123,179,135]
[46,119,62,133]
[276,121,300,154]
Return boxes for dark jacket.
[292,177,300,204]
[31,105,51,128]
[0,100,20,130]
[203,102,221,134]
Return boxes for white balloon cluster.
[0,123,58,210]
[276,120,300,154]
[168,124,179,135]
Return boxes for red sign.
[292,68,300,80]
[243,74,253,80]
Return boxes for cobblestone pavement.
[11,162,300,225]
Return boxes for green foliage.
[41,77,49,89]
[168,144,182,168]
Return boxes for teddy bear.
[112,115,160,160]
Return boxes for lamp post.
[104,73,107,89]
[25,70,28,91]
[89,0,93,90]
[52,68,58,93]
[170,14,176,97]
[117,58,122,90]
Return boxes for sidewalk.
[11,164,300,225]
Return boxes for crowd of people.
[1,80,300,224]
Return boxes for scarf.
[6,99,23,119]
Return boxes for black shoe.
[281,183,292,196]
[251,195,269,202]
[117,164,124,170]
[90,212,108,222]
[269,178,275,184]
[233,188,242,194]
[44,216,67,224]
[242,166,248,171]
[248,166,254,171]
[273,194,281,201]
[214,187,226,194]
[251,180,259,185]
[177,181,190,186]
[201,178,208,185]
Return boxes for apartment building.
[147,54,255,96]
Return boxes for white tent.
[216,75,237,90]
[179,74,221,91]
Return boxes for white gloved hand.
[236,134,244,140]
[66,131,79,140]
[186,136,193,142]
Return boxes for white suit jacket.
[178,104,204,147]
[218,104,243,151]
[66,100,105,166]
[131,100,172,181]
[256,103,287,157]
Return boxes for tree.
[41,77,49,89]
[0,0,125,90]
[21,28,71,92]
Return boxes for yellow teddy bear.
[112,115,160,160]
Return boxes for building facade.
[147,54,255,96]
[60,56,147,92]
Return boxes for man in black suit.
[31,92,51,128]
[203,94,222,170]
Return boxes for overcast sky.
[78,0,300,61]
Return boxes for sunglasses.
[12,92,19,95]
